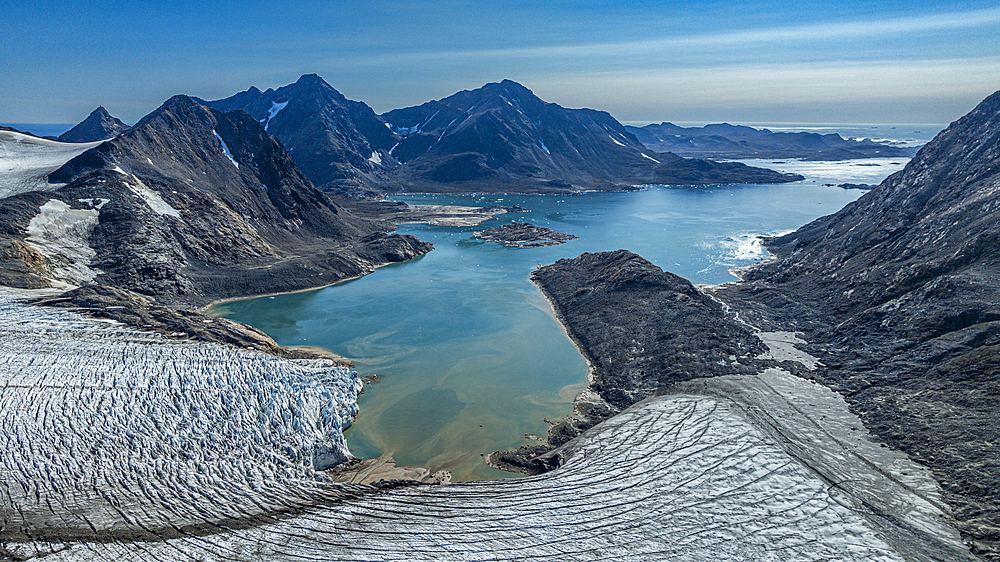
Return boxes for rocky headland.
[472,222,577,247]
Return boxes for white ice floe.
[0,131,102,199]
[24,199,101,286]
[368,151,382,165]
[213,130,239,169]
[265,100,289,131]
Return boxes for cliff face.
[721,90,1000,559]
[0,95,431,306]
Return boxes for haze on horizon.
[2,0,998,127]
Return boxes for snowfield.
[0,131,102,199]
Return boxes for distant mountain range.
[627,122,915,160]
[200,75,802,196]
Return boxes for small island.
[472,222,578,247]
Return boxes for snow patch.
[608,135,626,147]
[539,140,550,154]
[641,153,661,164]
[124,176,181,218]
[368,151,382,165]
[213,130,239,169]
[25,199,101,285]
[265,100,289,131]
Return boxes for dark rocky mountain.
[705,91,1000,559]
[57,106,130,143]
[627,122,915,160]
[202,74,398,198]
[382,80,802,192]
[0,94,430,306]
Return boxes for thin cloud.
[336,6,1000,65]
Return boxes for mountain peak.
[294,73,329,89]
[57,105,130,143]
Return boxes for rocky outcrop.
[628,121,916,160]
[383,80,803,193]
[203,74,398,197]
[57,106,130,143]
[0,94,432,307]
[472,222,577,247]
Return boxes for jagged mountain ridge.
[0,95,430,305]
[203,74,398,197]
[382,80,802,192]
[719,89,1000,559]
[57,106,130,143]
[627,122,915,160]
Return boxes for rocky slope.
[203,74,398,197]
[628,122,915,160]
[711,89,1000,559]
[383,80,802,192]
[57,106,130,143]
[0,94,431,306]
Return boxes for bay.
[212,156,908,481]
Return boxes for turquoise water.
[211,158,903,481]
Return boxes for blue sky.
[2,0,998,125]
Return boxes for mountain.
[382,80,802,192]
[627,122,916,160]
[0,94,430,306]
[203,74,398,198]
[716,90,1000,558]
[57,106,130,143]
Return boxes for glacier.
[0,288,973,561]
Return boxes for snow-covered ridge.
[0,290,363,542]
[0,131,102,199]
